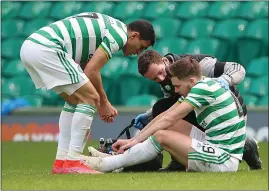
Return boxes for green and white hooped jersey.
[184,78,246,160]
[27,12,128,65]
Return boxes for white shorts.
[20,40,89,95]
[190,126,205,142]
[188,138,239,172]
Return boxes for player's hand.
[112,139,130,152]
[215,77,230,90]
[133,113,150,130]
[98,101,118,123]
[117,139,139,154]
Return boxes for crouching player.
[84,56,246,172]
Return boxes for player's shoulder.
[194,77,217,90]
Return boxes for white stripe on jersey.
[29,33,60,48]
[186,96,203,108]
[96,13,106,39]
[83,18,96,55]
[195,91,231,116]
[206,116,241,133]
[206,123,245,141]
[187,93,212,104]
[203,101,237,126]
[54,21,73,56]
[69,18,83,63]
[40,26,63,44]
[208,140,245,151]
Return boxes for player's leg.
[159,119,193,172]
[82,121,193,172]
[154,130,240,172]
[83,136,164,172]
[241,115,262,170]
[153,130,194,167]
[159,111,206,172]
[20,40,101,174]
[52,58,101,174]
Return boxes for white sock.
[67,103,96,160]
[56,102,76,160]
[100,136,163,172]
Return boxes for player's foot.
[88,146,112,158]
[158,159,186,172]
[243,137,262,170]
[83,156,103,171]
[52,159,65,174]
[62,159,103,174]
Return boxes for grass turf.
[1,141,268,190]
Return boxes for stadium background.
[1,1,268,142]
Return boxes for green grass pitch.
[2,141,268,190]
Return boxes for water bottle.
[106,138,113,154]
[98,137,105,151]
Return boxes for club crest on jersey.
[165,85,171,91]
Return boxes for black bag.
[100,119,163,172]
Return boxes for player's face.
[144,58,169,82]
[122,32,151,56]
[171,76,193,97]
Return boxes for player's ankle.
[66,149,82,160]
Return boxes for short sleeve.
[99,25,128,59]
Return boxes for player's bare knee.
[88,92,100,106]
[153,130,167,145]
[77,91,100,106]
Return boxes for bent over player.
[20,12,155,174]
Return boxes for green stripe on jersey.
[91,19,102,49]
[27,37,62,51]
[206,109,241,130]
[207,120,245,137]
[221,146,244,155]
[108,25,124,48]
[208,134,246,145]
[191,87,225,99]
[62,19,76,60]
[197,97,234,124]
[49,24,64,41]
[35,30,62,49]
[76,18,89,64]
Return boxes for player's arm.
[220,61,246,86]
[84,47,109,104]
[85,25,127,104]
[134,101,194,143]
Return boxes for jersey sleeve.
[184,83,213,109]
[99,25,128,60]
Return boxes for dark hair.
[138,50,162,76]
[128,20,156,46]
[167,56,202,80]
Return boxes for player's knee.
[78,91,100,106]
[88,92,100,106]
[153,130,168,145]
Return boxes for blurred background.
[1,1,268,142]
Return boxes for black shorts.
[152,96,205,132]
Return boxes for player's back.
[26,12,128,65]
[186,78,246,160]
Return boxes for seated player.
[134,50,261,171]
[83,57,247,172]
